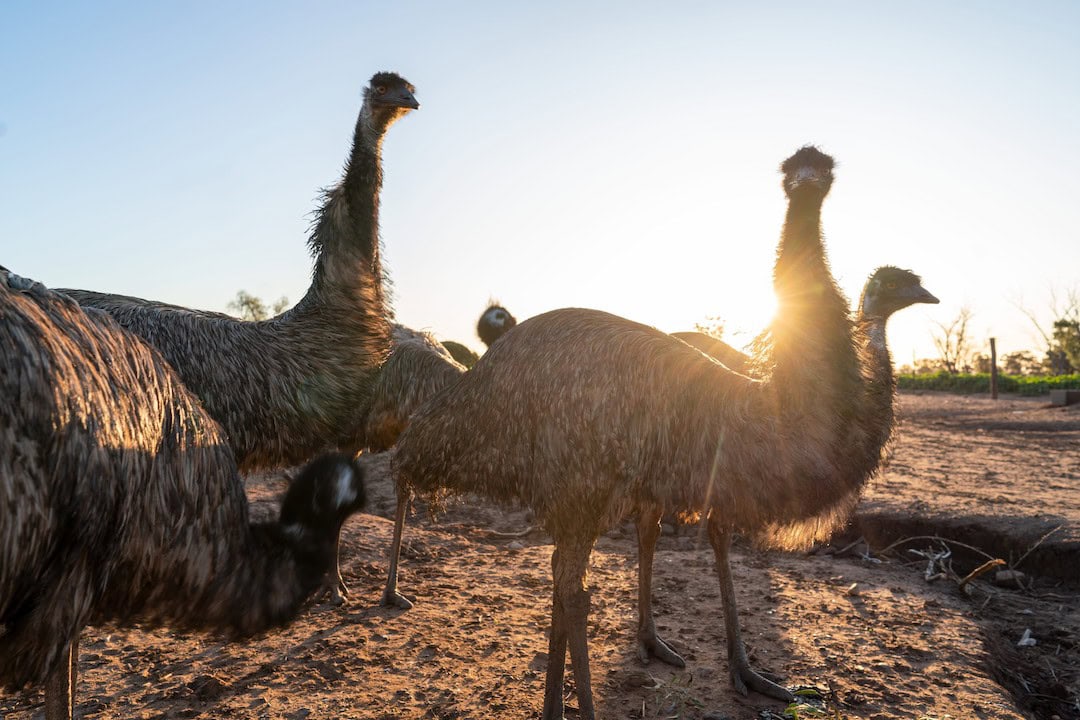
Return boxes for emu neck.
[185,522,334,637]
[773,195,835,315]
[300,107,388,314]
[856,314,897,459]
[766,192,855,420]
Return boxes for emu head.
[363,71,419,132]
[780,145,834,199]
[860,266,939,320]
[477,304,518,348]
[279,453,367,532]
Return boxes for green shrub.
[897,372,1080,396]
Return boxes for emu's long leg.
[636,507,685,667]
[542,547,570,720]
[44,636,77,720]
[548,541,597,720]
[380,480,414,609]
[707,516,794,702]
[565,544,600,720]
[325,532,349,605]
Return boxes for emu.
[0,270,367,719]
[58,71,417,472]
[391,147,879,718]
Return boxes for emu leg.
[44,636,77,720]
[635,508,685,667]
[541,548,570,720]
[380,481,414,609]
[325,533,349,605]
[543,542,597,720]
[707,517,794,702]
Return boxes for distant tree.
[1002,350,1042,376]
[900,358,944,375]
[693,315,726,340]
[1015,286,1079,375]
[1051,317,1080,374]
[930,306,973,374]
[227,290,289,322]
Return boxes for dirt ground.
[3,391,1078,719]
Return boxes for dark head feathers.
[780,145,835,174]
[279,453,366,527]
[861,266,939,318]
[365,72,419,110]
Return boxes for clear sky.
[3,2,1079,364]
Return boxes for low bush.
[897,372,1080,396]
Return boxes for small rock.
[508,541,524,551]
[1017,628,1037,647]
[994,569,1025,586]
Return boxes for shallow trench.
[851,513,1080,720]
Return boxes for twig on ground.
[1011,525,1062,570]
[958,558,1007,592]
[908,546,952,581]
[832,536,868,557]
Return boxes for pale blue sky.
[3,2,1079,364]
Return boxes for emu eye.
[886,282,898,290]
[376,85,387,95]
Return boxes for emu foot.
[318,577,349,606]
[730,659,793,702]
[637,632,685,668]
[379,587,414,610]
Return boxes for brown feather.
[0,271,365,699]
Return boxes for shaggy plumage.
[375,311,514,608]
[438,340,480,369]
[0,271,367,720]
[364,325,468,454]
[391,147,865,718]
[58,72,418,472]
[354,326,466,607]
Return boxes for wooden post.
[990,337,998,400]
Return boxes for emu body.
[0,271,366,719]
[391,147,891,718]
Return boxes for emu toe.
[730,659,794,702]
[379,588,414,610]
[637,632,686,668]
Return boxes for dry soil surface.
[3,391,1078,720]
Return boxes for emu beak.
[912,287,939,305]
[379,87,420,110]
[786,165,831,192]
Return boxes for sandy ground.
[2,391,1078,719]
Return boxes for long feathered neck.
[132,520,339,638]
[855,311,897,460]
[216,523,335,635]
[762,190,856,417]
[298,99,389,315]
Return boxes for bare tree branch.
[931,306,974,374]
